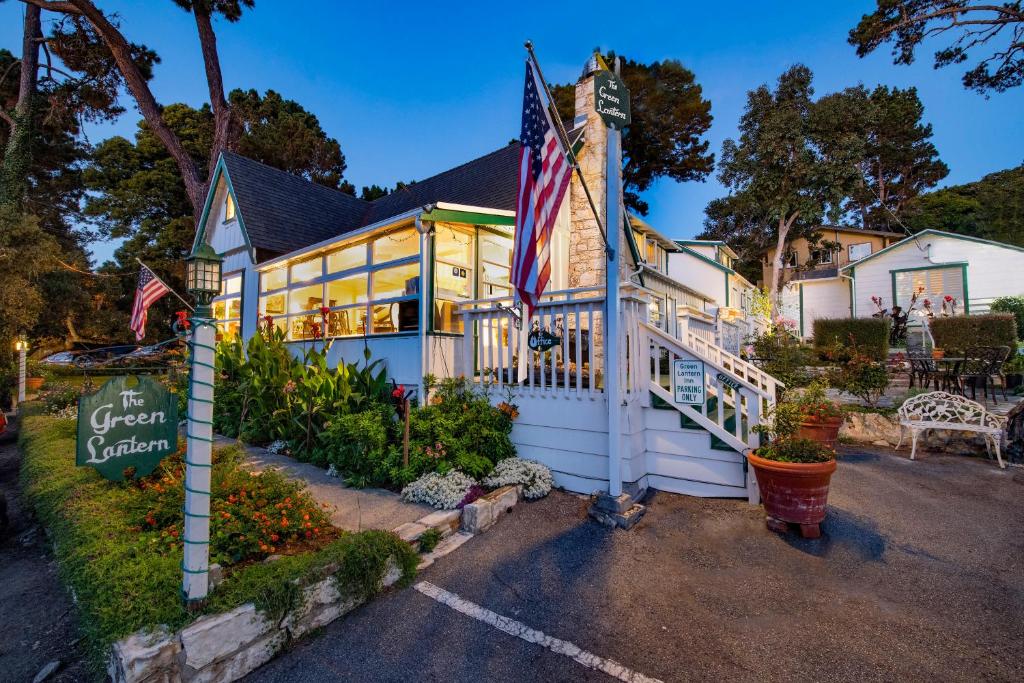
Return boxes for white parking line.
[414,581,663,683]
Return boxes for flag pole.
[136,257,195,311]
[524,41,612,259]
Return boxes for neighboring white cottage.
[840,229,1024,317]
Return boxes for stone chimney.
[566,58,631,289]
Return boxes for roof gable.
[841,229,1024,272]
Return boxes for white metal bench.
[897,391,1006,468]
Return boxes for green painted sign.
[594,71,630,130]
[716,372,742,391]
[76,376,179,481]
[528,329,561,352]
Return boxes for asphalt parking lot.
[246,445,1024,682]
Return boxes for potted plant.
[25,360,46,392]
[750,395,838,539]
[792,380,844,450]
[747,438,837,539]
[931,347,945,360]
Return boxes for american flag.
[511,60,573,317]
[130,265,171,341]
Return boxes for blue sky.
[2,1,1022,264]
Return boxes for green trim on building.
[889,263,970,314]
[191,156,254,257]
[847,276,854,317]
[623,215,646,287]
[724,271,730,307]
[421,208,514,226]
[676,246,736,275]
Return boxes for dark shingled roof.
[222,151,371,255]
[221,143,524,257]
[361,143,521,225]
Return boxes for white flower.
[326,463,339,478]
[401,470,477,509]
[267,439,289,455]
[483,458,553,499]
[50,404,78,420]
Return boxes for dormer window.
[224,193,236,222]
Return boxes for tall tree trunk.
[194,4,232,202]
[769,212,799,316]
[61,0,206,214]
[0,3,41,208]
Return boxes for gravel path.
[0,420,87,683]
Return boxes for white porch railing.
[639,320,775,454]
[459,287,605,398]
[679,309,717,346]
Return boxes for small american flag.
[130,265,171,341]
[511,60,573,317]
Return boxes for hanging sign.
[673,359,705,405]
[528,328,561,352]
[594,71,631,130]
[76,375,179,481]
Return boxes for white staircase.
[632,320,782,502]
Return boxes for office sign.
[594,71,631,130]
[528,329,561,352]
[76,376,178,481]
[673,359,705,405]
[716,372,742,391]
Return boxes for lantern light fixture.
[185,243,224,309]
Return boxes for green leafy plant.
[929,313,1018,355]
[828,351,889,407]
[748,328,812,392]
[791,380,843,422]
[755,437,835,463]
[418,528,442,553]
[813,317,890,361]
[990,296,1024,338]
[41,381,79,414]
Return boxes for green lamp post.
[13,330,28,407]
[182,242,223,605]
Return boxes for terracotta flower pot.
[796,415,843,451]
[931,348,945,359]
[747,450,837,539]
[26,377,45,392]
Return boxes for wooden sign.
[673,359,705,405]
[528,329,561,352]
[77,376,178,481]
[594,71,630,130]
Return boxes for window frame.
[213,270,244,339]
[890,263,969,314]
[848,242,872,262]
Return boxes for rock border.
[392,485,522,569]
[107,558,404,683]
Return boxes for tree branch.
[64,0,205,213]
[19,0,82,15]
[193,4,232,192]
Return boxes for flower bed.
[18,409,418,675]
[212,327,516,491]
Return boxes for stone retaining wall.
[107,558,403,683]
[841,412,993,454]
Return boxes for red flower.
[175,310,191,330]
[320,306,330,317]
[944,295,953,302]
[392,384,405,399]
[311,322,322,339]
[263,315,273,326]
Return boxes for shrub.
[755,437,835,463]
[482,458,553,499]
[790,380,843,422]
[747,328,812,391]
[41,381,79,415]
[828,352,889,406]
[813,318,890,361]
[990,296,1024,336]
[401,470,477,509]
[418,528,442,553]
[17,410,418,673]
[929,313,1018,354]
[315,404,402,488]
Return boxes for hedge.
[18,408,418,675]
[929,314,1018,354]
[812,317,891,360]
[990,296,1024,339]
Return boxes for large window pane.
[327,243,367,274]
[372,301,418,333]
[290,255,322,284]
[261,267,286,292]
[372,263,419,300]
[894,267,964,311]
[260,293,286,316]
[221,274,242,295]
[436,226,473,264]
[212,300,226,320]
[326,275,368,307]
[434,300,464,333]
[323,308,365,337]
[289,284,323,314]
[373,228,419,263]
[436,264,472,299]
